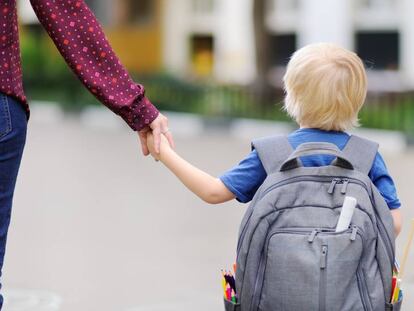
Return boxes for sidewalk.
[2,104,412,310]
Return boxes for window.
[84,0,109,24]
[125,0,155,25]
[269,34,297,66]
[356,31,399,70]
[192,0,215,14]
[191,35,214,76]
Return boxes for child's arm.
[391,209,402,237]
[146,133,235,204]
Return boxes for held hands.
[146,132,172,161]
[137,113,175,156]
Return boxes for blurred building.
[18,0,163,74]
[163,0,256,84]
[165,0,414,91]
[264,0,413,92]
[18,0,414,91]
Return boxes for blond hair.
[283,43,367,131]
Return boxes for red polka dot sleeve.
[28,0,159,131]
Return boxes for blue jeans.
[0,94,27,308]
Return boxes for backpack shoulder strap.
[342,135,379,175]
[252,135,294,175]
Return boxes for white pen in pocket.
[336,196,357,232]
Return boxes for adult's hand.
[138,113,175,155]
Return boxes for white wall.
[298,0,353,49]
[266,0,298,34]
[354,0,399,30]
[214,0,256,84]
[163,0,191,77]
[18,0,38,24]
[399,0,414,88]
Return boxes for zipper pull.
[328,178,339,194]
[308,229,319,243]
[341,179,349,194]
[350,226,358,241]
[320,245,328,269]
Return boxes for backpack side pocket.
[224,297,241,311]
[385,295,403,311]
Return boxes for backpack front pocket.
[251,227,366,311]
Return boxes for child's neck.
[299,125,345,133]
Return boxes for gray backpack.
[224,135,402,311]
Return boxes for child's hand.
[146,132,171,160]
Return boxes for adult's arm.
[28,0,158,132]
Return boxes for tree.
[252,0,272,101]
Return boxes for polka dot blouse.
[0,0,159,131]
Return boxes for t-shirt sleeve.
[219,150,267,203]
[369,152,401,209]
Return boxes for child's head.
[283,43,367,131]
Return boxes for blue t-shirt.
[220,128,401,209]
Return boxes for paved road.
[2,115,413,310]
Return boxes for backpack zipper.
[320,244,328,311]
[328,178,350,194]
[341,179,350,194]
[357,267,373,311]
[328,178,340,194]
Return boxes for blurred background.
[2,0,413,310]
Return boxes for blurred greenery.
[21,29,414,136]
[21,28,96,112]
